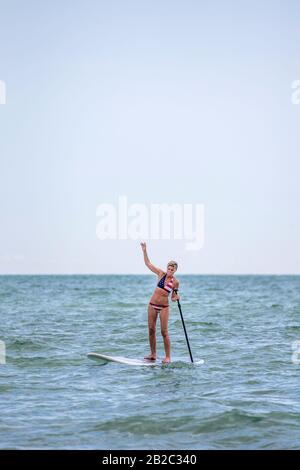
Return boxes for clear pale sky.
[0,0,299,274]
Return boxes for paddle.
[177,300,194,363]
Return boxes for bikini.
[149,274,174,312]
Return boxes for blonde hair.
[167,260,178,271]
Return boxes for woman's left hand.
[172,294,180,301]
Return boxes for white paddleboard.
[87,352,158,366]
[87,352,204,366]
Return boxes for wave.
[89,408,300,437]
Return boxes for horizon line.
[0,273,299,276]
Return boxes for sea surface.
[0,275,299,450]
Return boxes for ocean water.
[0,274,299,450]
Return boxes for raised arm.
[140,242,162,275]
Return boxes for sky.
[0,0,299,274]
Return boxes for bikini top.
[157,273,174,294]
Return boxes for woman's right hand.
[140,242,147,252]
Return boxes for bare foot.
[162,357,171,364]
[144,354,156,361]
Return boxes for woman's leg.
[160,306,171,363]
[144,304,158,360]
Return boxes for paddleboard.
[87,352,204,366]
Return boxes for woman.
[141,242,180,364]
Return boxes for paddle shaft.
[177,300,194,363]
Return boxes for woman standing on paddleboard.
[140,242,180,364]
